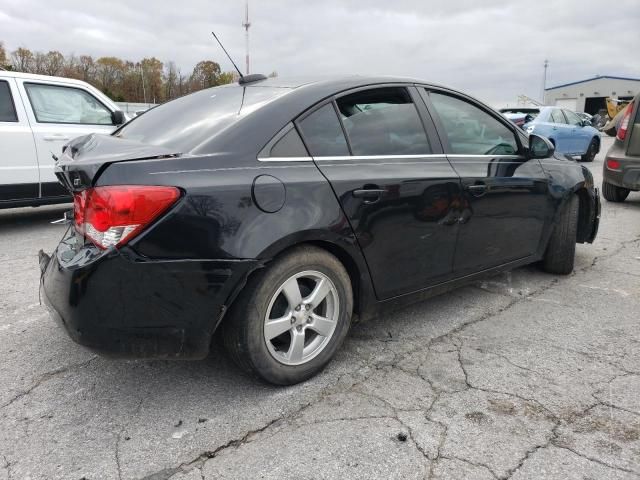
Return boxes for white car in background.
[0,71,127,208]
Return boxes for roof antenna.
[211,31,267,85]
[211,31,244,82]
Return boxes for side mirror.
[111,110,126,126]
[528,134,555,159]
[581,119,590,127]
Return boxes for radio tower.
[242,1,251,74]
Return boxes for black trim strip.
[41,182,68,197]
[0,183,39,201]
[0,195,71,210]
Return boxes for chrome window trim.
[314,154,442,161]
[257,153,523,162]
[314,154,522,161]
[258,156,313,162]
[445,154,522,158]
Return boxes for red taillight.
[606,158,621,170]
[73,185,180,249]
[616,101,634,141]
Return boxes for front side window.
[25,83,113,125]
[550,109,567,124]
[0,81,18,122]
[297,103,349,156]
[429,91,518,155]
[563,110,582,126]
[336,87,431,155]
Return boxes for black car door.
[296,86,462,300]
[422,89,552,276]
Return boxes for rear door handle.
[465,183,487,197]
[353,188,386,197]
[353,187,386,203]
[43,134,71,141]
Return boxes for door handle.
[465,183,487,197]
[353,187,385,203]
[43,135,71,141]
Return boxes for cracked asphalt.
[1,135,639,480]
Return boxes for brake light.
[617,101,634,141]
[73,185,180,249]
[606,158,621,170]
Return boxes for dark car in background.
[602,94,640,202]
[40,76,600,385]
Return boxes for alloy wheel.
[263,270,339,366]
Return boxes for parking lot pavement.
[1,136,638,479]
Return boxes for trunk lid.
[55,134,181,192]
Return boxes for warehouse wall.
[544,77,640,113]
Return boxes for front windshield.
[115,84,289,152]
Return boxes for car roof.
[247,75,438,89]
[241,75,452,100]
[0,69,93,87]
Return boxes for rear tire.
[223,245,353,385]
[580,138,598,162]
[541,195,578,275]
[602,181,630,202]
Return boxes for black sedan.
[40,75,600,385]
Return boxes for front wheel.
[223,246,353,385]
[580,138,598,162]
[541,195,578,275]
[602,181,630,202]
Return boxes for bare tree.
[0,42,8,69]
[11,47,34,72]
[43,51,65,76]
[2,41,240,102]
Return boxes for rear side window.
[0,81,18,122]
[298,103,349,156]
[550,109,567,124]
[25,83,113,125]
[336,87,431,155]
[270,127,308,157]
[429,91,518,155]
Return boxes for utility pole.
[242,1,251,75]
[140,64,147,105]
[541,59,549,104]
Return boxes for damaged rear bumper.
[40,231,258,359]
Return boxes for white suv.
[0,71,127,208]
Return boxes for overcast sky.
[1,0,639,105]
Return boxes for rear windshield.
[114,84,289,152]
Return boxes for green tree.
[191,60,223,89]
[95,56,125,98]
[140,57,164,103]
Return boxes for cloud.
[1,0,638,105]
